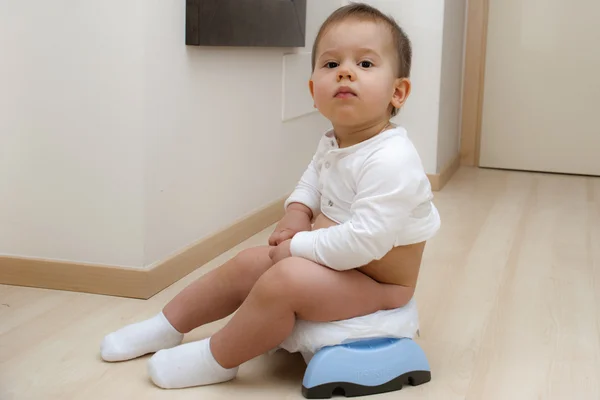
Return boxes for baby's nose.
[337,69,355,81]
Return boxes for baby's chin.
[327,110,373,127]
[330,103,376,118]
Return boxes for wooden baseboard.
[0,197,286,299]
[0,256,152,299]
[428,154,461,191]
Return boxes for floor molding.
[0,256,152,299]
[0,197,286,299]
[428,154,461,191]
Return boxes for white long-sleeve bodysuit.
[285,126,441,271]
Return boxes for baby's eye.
[359,61,373,68]
[325,62,339,68]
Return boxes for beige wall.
[0,0,146,267]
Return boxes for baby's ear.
[391,78,411,109]
[308,80,317,108]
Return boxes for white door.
[479,0,600,176]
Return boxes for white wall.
[437,0,467,171]
[0,0,466,268]
[0,0,146,267]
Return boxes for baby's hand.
[269,239,292,264]
[268,206,312,246]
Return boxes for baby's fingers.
[268,231,280,246]
[278,230,295,243]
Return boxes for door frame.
[460,0,489,167]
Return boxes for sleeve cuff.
[290,231,318,263]
[284,196,319,219]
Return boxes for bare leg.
[163,246,275,333]
[146,257,415,388]
[211,257,414,368]
[100,246,274,362]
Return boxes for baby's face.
[310,18,404,127]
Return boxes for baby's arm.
[268,203,312,246]
[290,150,427,271]
[269,144,322,245]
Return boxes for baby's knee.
[233,246,259,263]
[230,246,271,271]
[253,257,311,299]
[225,246,273,293]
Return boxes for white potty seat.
[276,298,420,363]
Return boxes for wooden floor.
[1,167,599,400]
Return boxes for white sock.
[100,312,184,362]
[148,338,238,389]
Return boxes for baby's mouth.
[334,86,357,98]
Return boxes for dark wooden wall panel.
[186,0,306,47]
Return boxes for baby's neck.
[333,120,392,148]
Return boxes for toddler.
[100,3,440,389]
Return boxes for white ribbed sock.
[100,312,184,362]
[148,338,238,389]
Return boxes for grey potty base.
[301,338,431,399]
[302,370,431,398]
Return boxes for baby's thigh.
[258,257,410,322]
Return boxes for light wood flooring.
[1,167,599,400]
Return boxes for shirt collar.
[325,125,405,154]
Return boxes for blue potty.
[301,338,431,398]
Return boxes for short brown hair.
[311,2,412,116]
